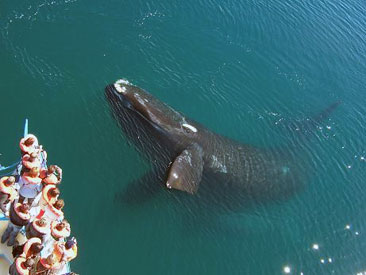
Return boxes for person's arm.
[55,166,63,183]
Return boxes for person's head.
[35,218,47,227]
[49,188,60,198]
[5,176,15,186]
[48,165,56,174]
[29,167,40,177]
[54,199,64,210]
[30,243,43,255]
[18,203,30,214]
[30,152,38,159]
[24,258,35,269]
[24,136,35,146]
[65,237,77,249]
[55,222,66,231]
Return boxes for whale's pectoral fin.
[166,143,203,194]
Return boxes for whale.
[105,79,340,211]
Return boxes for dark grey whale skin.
[105,81,339,211]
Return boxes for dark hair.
[36,218,47,227]
[19,203,30,213]
[30,243,43,254]
[12,244,25,258]
[56,222,66,231]
[50,188,60,197]
[65,239,75,249]
[24,137,35,146]
[48,165,56,174]
[54,199,64,210]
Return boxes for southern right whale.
[105,79,340,211]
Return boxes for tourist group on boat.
[0,134,78,274]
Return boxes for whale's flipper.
[166,144,203,194]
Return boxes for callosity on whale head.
[106,79,200,138]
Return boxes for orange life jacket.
[14,203,31,221]
[39,185,58,208]
[15,257,30,275]
[22,237,42,259]
[31,219,50,235]
[40,168,59,185]
[43,174,58,185]
[22,154,41,170]
[0,177,17,201]
[19,134,38,155]
[44,203,64,222]
[51,221,70,240]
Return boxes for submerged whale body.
[105,79,339,210]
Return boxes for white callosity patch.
[115,79,130,85]
[182,123,197,133]
[211,155,227,173]
[114,84,126,94]
[114,79,131,94]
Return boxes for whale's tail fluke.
[310,101,341,126]
[282,101,341,141]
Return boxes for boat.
[0,119,72,274]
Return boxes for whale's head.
[105,79,200,156]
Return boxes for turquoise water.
[1,0,366,274]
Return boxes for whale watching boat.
[0,119,74,274]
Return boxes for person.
[40,165,62,185]
[62,237,78,263]
[22,152,41,170]
[42,219,70,255]
[12,237,43,260]
[18,167,42,206]
[35,253,61,275]
[9,257,35,275]
[51,238,78,274]
[1,202,31,246]
[43,199,64,222]
[19,134,39,155]
[51,220,71,241]
[0,176,18,215]
[21,237,43,260]
[36,185,60,218]
[25,217,50,242]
